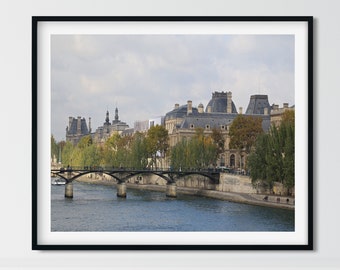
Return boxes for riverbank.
[75,177,294,210]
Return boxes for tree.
[146,125,169,169]
[129,132,148,169]
[229,115,263,154]
[229,115,263,170]
[102,133,132,168]
[51,135,59,160]
[77,135,93,149]
[211,127,225,155]
[247,111,295,194]
[281,109,295,125]
[170,139,187,170]
[247,133,271,186]
[170,128,218,171]
[61,141,75,167]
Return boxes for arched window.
[230,154,235,167]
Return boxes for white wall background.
[0,0,337,269]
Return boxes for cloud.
[228,35,257,54]
[51,34,294,141]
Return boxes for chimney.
[227,92,232,113]
[207,105,212,113]
[198,103,204,113]
[239,107,243,115]
[187,100,192,115]
[89,117,92,133]
[283,103,289,109]
[175,103,179,109]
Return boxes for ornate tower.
[104,110,111,125]
[114,107,119,122]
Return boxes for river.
[51,181,294,232]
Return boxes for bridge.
[51,167,221,199]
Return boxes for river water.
[51,181,294,232]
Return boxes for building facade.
[270,103,295,127]
[66,107,130,145]
[66,116,91,145]
[92,107,129,144]
[164,91,272,170]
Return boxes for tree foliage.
[102,133,133,168]
[229,115,263,153]
[129,132,148,169]
[247,111,295,193]
[146,125,169,169]
[51,135,59,160]
[170,128,218,170]
[211,127,225,155]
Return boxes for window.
[230,154,235,167]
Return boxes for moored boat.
[51,177,66,185]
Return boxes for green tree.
[170,139,187,170]
[51,135,59,160]
[81,144,101,167]
[102,133,132,168]
[77,135,93,149]
[129,132,148,169]
[146,125,169,169]
[170,128,218,171]
[248,111,295,194]
[247,133,271,185]
[61,141,75,167]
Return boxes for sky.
[51,34,295,142]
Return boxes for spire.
[115,107,119,121]
[104,110,110,125]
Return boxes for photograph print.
[33,17,313,249]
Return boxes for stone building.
[92,107,129,144]
[66,116,91,145]
[164,91,272,170]
[66,107,130,146]
[270,103,295,127]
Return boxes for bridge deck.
[51,168,221,184]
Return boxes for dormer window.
[190,124,194,129]
[206,125,210,129]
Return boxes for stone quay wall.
[76,172,295,209]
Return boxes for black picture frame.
[32,16,313,250]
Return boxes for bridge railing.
[52,166,225,174]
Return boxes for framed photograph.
[32,16,313,250]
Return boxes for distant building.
[66,107,130,145]
[92,107,129,144]
[270,103,295,127]
[134,116,165,133]
[66,116,90,145]
[134,120,149,133]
